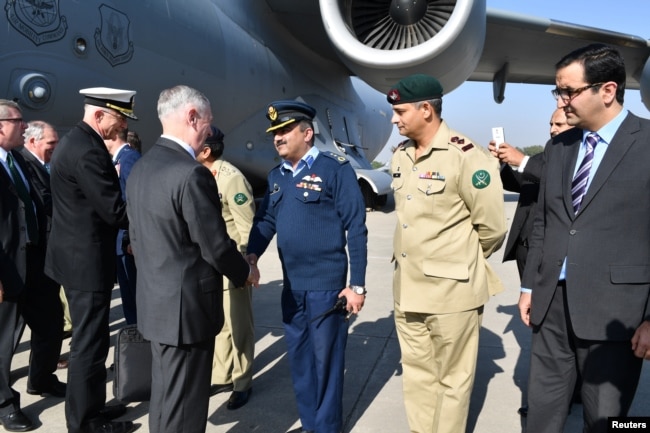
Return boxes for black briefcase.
[113,324,152,402]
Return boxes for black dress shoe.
[286,428,314,433]
[518,405,528,417]
[0,410,34,432]
[85,420,136,433]
[210,383,233,396]
[226,388,251,410]
[26,379,66,398]
[98,404,127,420]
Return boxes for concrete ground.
[11,193,649,432]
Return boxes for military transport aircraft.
[1,0,649,207]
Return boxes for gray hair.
[0,99,22,118]
[416,98,442,117]
[24,120,54,142]
[157,85,211,120]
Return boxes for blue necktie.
[571,133,599,213]
[7,152,39,244]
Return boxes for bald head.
[549,108,571,138]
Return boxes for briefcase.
[113,324,152,402]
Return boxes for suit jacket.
[126,137,249,346]
[500,153,543,263]
[0,150,49,298]
[522,113,650,341]
[18,147,52,229]
[45,121,128,292]
[113,144,141,255]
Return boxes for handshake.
[245,253,261,288]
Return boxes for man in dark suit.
[104,129,141,325]
[489,109,571,277]
[520,44,650,433]
[488,110,573,417]
[45,88,138,433]
[20,121,71,370]
[0,99,46,432]
[15,120,70,382]
[126,85,258,433]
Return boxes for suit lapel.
[561,130,582,218]
[576,113,638,215]
[0,160,18,198]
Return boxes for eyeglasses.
[551,83,604,102]
[0,118,25,124]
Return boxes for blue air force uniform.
[247,101,367,433]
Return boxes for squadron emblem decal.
[5,0,67,46]
[95,4,134,66]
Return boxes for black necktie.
[571,133,599,213]
[7,152,39,244]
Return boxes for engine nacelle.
[319,0,486,94]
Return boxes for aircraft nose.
[389,0,428,26]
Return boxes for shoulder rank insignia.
[325,151,348,163]
[471,170,491,189]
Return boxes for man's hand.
[631,320,650,360]
[488,140,525,167]
[245,254,260,288]
[339,287,365,316]
[0,280,4,304]
[518,292,532,327]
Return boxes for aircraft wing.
[474,9,650,102]
[282,0,650,109]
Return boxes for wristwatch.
[350,285,367,295]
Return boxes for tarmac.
[11,193,650,433]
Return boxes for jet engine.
[320,0,486,94]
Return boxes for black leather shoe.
[26,379,66,398]
[517,405,528,417]
[0,410,34,432]
[287,428,314,433]
[227,388,251,410]
[210,383,233,396]
[98,404,127,420]
[86,420,136,433]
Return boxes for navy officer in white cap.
[45,87,137,433]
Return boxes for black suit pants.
[526,282,643,433]
[20,245,64,390]
[64,287,111,433]
[0,300,21,416]
[149,338,214,433]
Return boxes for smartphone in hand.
[492,127,505,149]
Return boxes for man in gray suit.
[520,44,650,433]
[126,85,259,433]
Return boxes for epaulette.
[450,136,474,152]
[219,165,236,177]
[322,151,349,164]
[396,139,408,150]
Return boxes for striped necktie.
[571,132,599,213]
[7,152,39,244]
